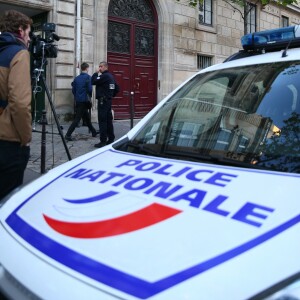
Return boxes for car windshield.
[117,61,300,174]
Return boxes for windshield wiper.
[122,140,266,169]
[162,149,265,169]
[161,104,178,154]
[125,141,160,156]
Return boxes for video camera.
[30,23,60,59]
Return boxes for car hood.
[1,148,300,299]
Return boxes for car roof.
[200,47,300,74]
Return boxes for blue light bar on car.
[241,26,300,51]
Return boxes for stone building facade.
[0,0,300,120]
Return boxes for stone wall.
[52,0,76,118]
[171,0,300,89]
[1,0,300,119]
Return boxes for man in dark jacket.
[0,10,32,199]
[91,61,117,148]
[65,62,97,141]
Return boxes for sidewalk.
[24,119,140,184]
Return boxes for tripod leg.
[40,75,72,161]
[41,110,47,174]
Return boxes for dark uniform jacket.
[91,70,116,100]
[0,32,32,146]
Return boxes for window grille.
[197,55,213,70]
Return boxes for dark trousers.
[0,140,30,199]
[97,98,115,143]
[66,102,96,137]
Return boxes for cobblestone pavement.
[24,119,139,183]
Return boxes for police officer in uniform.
[91,61,116,148]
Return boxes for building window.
[170,122,204,147]
[246,3,256,34]
[236,136,249,153]
[199,0,213,26]
[282,16,289,27]
[214,128,233,151]
[197,55,213,70]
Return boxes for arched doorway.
[108,0,158,119]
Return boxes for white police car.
[1,27,300,300]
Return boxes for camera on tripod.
[30,22,71,165]
[30,23,60,60]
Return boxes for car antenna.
[282,39,292,57]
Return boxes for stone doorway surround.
[95,0,174,105]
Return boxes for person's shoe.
[65,135,74,141]
[92,131,99,137]
[106,139,114,145]
[94,142,106,148]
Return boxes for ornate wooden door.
[108,0,158,119]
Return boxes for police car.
[1,27,300,300]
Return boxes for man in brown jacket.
[0,10,33,199]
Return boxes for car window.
[118,61,300,174]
